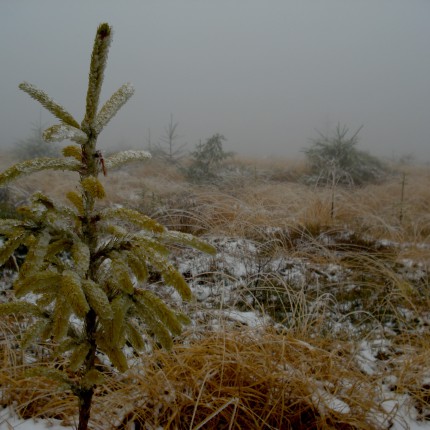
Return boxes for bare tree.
[157,114,187,164]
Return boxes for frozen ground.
[1,231,430,429]
[0,407,74,430]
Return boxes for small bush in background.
[303,124,387,187]
[184,133,234,183]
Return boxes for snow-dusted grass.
[1,153,430,428]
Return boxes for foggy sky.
[1,0,429,161]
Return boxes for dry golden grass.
[2,150,429,244]
[1,152,429,428]
[0,326,397,429]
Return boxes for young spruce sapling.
[0,23,215,430]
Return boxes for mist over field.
[0,0,429,161]
[2,7,430,428]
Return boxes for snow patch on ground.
[0,407,74,430]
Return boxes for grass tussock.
[0,327,394,429]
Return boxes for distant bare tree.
[144,128,153,150]
[156,114,187,164]
[143,128,161,157]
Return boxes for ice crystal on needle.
[105,150,152,169]
[94,83,135,134]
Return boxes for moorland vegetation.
[0,22,429,430]
[1,143,429,428]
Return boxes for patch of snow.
[0,407,74,430]
[355,340,379,375]
[217,310,270,328]
[312,386,351,415]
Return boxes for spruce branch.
[139,246,192,300]
[125,319,146,351]
[81,176,105,199]
[52,295,73,341]
[82,23,112,132]
[134,288,182,335]
[19,82,80,128]
[0,301,47,318]
[43,124,87,144]
[14,271,62,298]
[63,145,83,161]
[104,150,152,169]
[24,366,73,390]
[99,207,165,233]
[0,158,81,187]
[19,230,51,276]
[81,280,113,321]
[60,270,90,318]
[161,230,216,255]
[21,320,51,349]
[0,228,29,266]
[132,299,174,350]
[94,83,135,135]
[69,342,92,371]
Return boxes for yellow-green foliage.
[104,150,152,169]
[0,22,216,429]
[82,280,112,321]
[20,319,51,349]
[100,207,165,233]
[123,250,148,282]
[0,227,29,266]
[0,301,45,317]
[82,23,112,132]
[71,239,90,276]
[66,191,84,215]
[61,270,90,317]
[14,271,62,297]
[18,82,80,129]
[63,145,82,161]
[81,176,105,199]
[0,157,81,187]
[80,369,105,389]
[94,83,134,135]
[52,294,73,341]
[69,341,91,371]
[108,254,135,294]
[134,289,183,336]
[20,230,51,275]
[125,319,146,351]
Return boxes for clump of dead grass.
[0,326,396,429]
[93,329,392,429]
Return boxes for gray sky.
[1,0,429,161]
